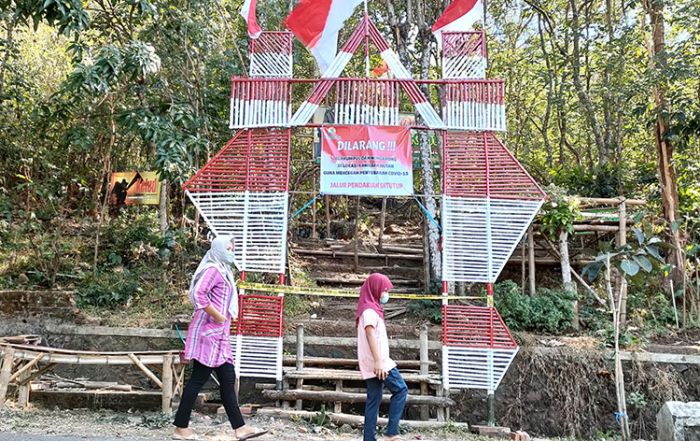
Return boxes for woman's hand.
[213,313,226,324]
[204,305,226,324]
[374,360,388,380]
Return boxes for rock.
[471,425,511,439]
[657,401,700,441]
[510,430,531,441]
[338,424,354,433]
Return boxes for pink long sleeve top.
[183,267,235,367]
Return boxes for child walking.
[356,273,408,441]
[172,236,267,441]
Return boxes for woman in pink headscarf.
[356,273,408,441]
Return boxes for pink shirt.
[184,267,235,368]
[357,309,396,379]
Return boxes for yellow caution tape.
[236,282,485,301]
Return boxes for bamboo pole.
[295,325,304,410]
[311,175,318,240]
[378,197,387,250]
[578,197,645,206]
[325,195,331,239]
[9,353,45,383]
[618,200,628,328]
[127,353,163,389]
[419,326,429,420]
[262,389,454,406]
[256,408,468,429]
[528,225,536,295]
[162,355,173,413]
[0,347,15,409]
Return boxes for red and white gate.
[183,129,291,274]
[231,294,285,380]
[442,305,518,390]
[441,131,545,284]
[442,31,487,79]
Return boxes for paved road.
[0,435,158,441]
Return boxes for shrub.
[494,280,576,334]
[407,300,442,323]
[77,268,140,308]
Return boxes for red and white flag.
[432,0,484,40]
[285,0,364,75]
[240,0,262,39]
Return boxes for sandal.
[235,428,268,441]
[172,432,202,440]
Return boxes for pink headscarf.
[355,273,394,324]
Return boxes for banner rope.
[237,281,484,301]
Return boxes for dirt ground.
[0,405,495,441]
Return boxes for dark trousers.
[174,360,245,430]
[364,368,408,441]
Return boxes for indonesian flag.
[285,0,364,75]
[432,0,484,40]
[240,0,262,39]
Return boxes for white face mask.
[380,293,390,304]
[223,250,236,265]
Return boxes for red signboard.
[320,125,413,196]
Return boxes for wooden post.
[436,384,445,422]
[17,368,33,409]
[162,354,173,413]
[354,197,360,271]
[559,230,578,329]
[334,380,343,413]
[521,237,526,294]
[0,347,16,410]
[324,195,331,239]
[378,197,387,251]
[487,392,496,426]
[423,219,431,292]
[618,200,628,327]
[528,225,536,295]
[312,175,318,240]
[159,180,168,233]
[295,325,304,410]
[419,326,429,420]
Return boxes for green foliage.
[77,268,140,308]
[310,405,332,428]
[100,211,162,268]
[138,413,172,428]
[582,228,666,282]
[538,184,581,237]
[493,280,576,334]
[552,164,625,199]
[406,300,442,323]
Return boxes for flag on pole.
[285,0,364,75]
[240,0,262,39]
[432,0,484,40]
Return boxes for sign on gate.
[320,125,413,196]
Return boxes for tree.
[583,229,666,441]
[641,0,685,289]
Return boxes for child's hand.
[374,360,388,380]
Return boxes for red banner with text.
[320,125,413,196]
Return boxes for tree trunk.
[569,0,609,166]
[559,231,578,329]
[643,0,685,288]
[0,17,16,103]
[605,260,631,441]
[159,180,169,233]
[93,98,116,273]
